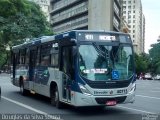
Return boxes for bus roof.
[12,30,130,50]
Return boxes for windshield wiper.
[92,43,107,58]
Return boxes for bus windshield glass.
[79,44,134,81]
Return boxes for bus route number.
[117,89,127,94]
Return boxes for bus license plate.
[106,101,117,106]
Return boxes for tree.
[0,0,53,69]
[149,42,160,74]
[134,53,149,76]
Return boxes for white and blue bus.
[11,30,136,108]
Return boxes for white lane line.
[2,96,47,114]
[136,95,160,100]
[1,96,59,119]
[117,105,155,114]
[151,91,160,93]
[154,88,160,90]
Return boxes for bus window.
[51,53,58,68]
[40,44,51,66]
[19,49,26,64]
[41,56,50,66]
[62,46,73,78]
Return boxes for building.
[122,0,145,54]
[29,0,50,21]
[142,13,145,53]
[50,0,122,34]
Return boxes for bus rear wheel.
[51,86,63,109]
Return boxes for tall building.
[142,13,145,53]
[29,0,50,21]
[122,0,145,54]
[50,0,122,34]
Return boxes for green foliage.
[149,42,160,74]
[134,53,149,75]
[0,0,53,69]
[0,51,7,68]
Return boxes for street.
[0,73,160,120]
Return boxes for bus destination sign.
[82,34,116,41]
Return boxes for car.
[144,73,152,80]
[154,74,160,80]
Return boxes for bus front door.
[61,46,74,103]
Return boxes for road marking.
[2,96,47,114]
[1,96,60,119]
[136,95,160,100]
[117,105,155,114]
[151,91,160,93]
[154,88,160,90]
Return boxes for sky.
[141,0,160,53]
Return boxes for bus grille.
[87,81,130,89]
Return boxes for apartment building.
[50,0,122,34]
[29,0,50,21]
[142,13,145,53]
[122,0,145,54]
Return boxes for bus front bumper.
[73,92,135,107]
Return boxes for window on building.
[128,20,131,23]
[123,6,126,10]
[133,5,135,9]
[128,15,131,19]
[128,6,131,9]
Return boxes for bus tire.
[51,86,63,109]
[20,80,28,96]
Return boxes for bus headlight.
[78,84,92,96]
[128,82,136,94]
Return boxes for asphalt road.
[0,73,160,120]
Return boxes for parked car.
[154,74,160,80]
[144,73,152,80]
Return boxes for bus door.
[61,46,74,103]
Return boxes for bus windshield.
[79,44,134,81]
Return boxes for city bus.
[11,30,136,108]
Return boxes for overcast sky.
[141,0,160,53]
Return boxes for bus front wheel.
[51,86,63,109]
